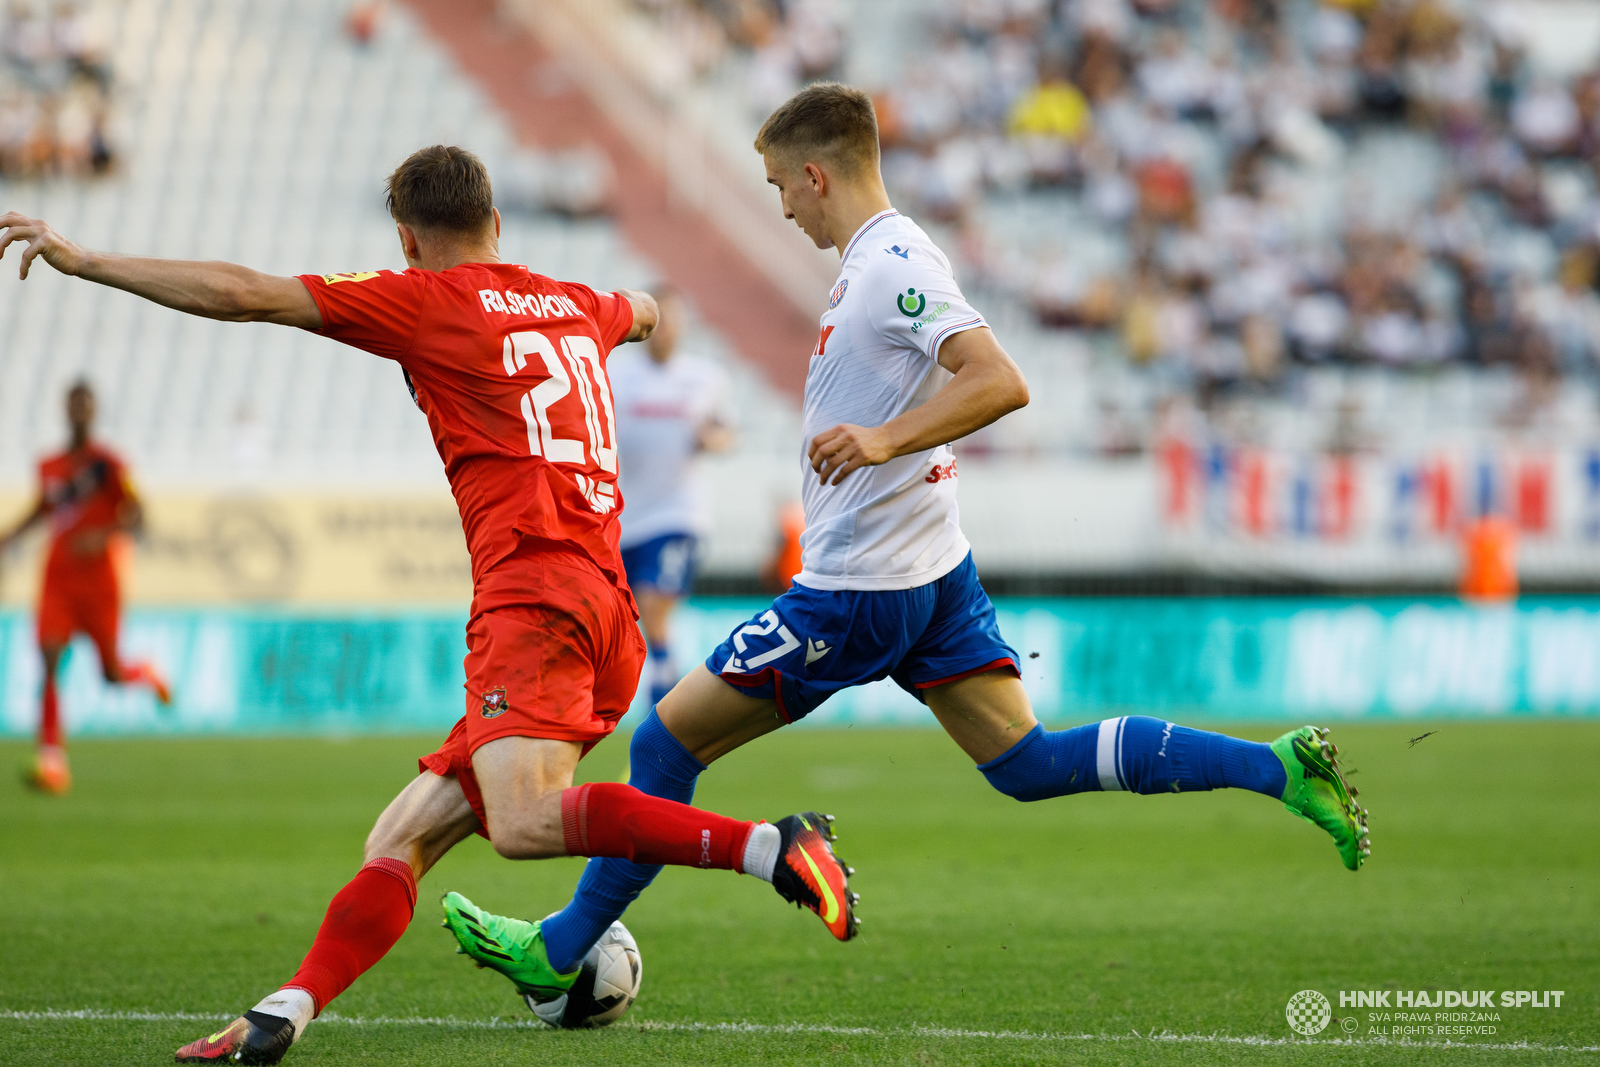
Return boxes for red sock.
[39,676,60,749]
[282,858,417,1013]
[562,782,756,870]
[119,661,153,685]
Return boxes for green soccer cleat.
[1272,725,1370,871]
[441,891,580,1004]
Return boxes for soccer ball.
[525,920,642,1029]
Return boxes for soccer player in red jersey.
[0,380,171,795]
[0,146,855,1064]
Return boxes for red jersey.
[297,264,636,604]
[38,443,134,574]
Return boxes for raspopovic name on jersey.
[799,210,987,592]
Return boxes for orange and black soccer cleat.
[23,748,70,795]
[770,812,859,941]
[174,1012,295,1064]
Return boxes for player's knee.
[979,761,1051,802]
[976,724,1095,802]
[977,726,1051,802]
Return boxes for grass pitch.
[1,721,1595,1066]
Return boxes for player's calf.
[977,717,1287,800]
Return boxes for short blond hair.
[754,82,879,177]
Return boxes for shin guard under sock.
[39,676,60,748]
[560,782,753,869]
[979,717,1286,800]
[283,858,417,1014]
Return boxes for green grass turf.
[0,721,1595,1066]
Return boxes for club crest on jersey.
[480,688,509,719]
[322,271,381,285]
[896,287,926,317]
[829,279,848,309]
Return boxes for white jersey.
[798,209,986,591]
[610,349,730,549]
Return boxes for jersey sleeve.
[560,282,634,353]
[296,270,425,360]
[867,251,987,363]
[106,454,136,509]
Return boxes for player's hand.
[809,423,894,486]
[0,212,87,279]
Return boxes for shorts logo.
[829,278,848,308]
[481,688,509,719]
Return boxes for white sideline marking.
[1,1009,1595,1053]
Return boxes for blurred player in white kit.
[608,286,734,706]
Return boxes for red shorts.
[37,562,120,667]
[419,545,645,835]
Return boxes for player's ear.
[492,207,501,241]
[803,161,826,198]
[396,222,419,262]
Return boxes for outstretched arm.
[0,212,321,328]
[808,326,1029,485]
[0,496,47,553]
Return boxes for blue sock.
[539,709,705,973]
[647,643,675,707]
[978,716,1286,802]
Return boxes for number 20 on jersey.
[503,330,619,514]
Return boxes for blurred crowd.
[866,0,1600,403]
[631,0,847,111]
[0,1,115,178]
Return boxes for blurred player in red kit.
[0,380,170,795]
[1,144,854,1065]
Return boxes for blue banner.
[4,598,1599,737]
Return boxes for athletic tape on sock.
[741,822,781,882]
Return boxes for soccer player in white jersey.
[494,84,1371,984]
[609,287,733,707]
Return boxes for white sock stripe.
[1096,718,1124,791]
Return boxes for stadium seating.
[0,0,795,497]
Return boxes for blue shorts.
[621,533,699,598]
[705,552,1019,723]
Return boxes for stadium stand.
[0,0,797,498]
[7,0,1600,588]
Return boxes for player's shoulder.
[852,214,954,286]
[308,267,415,289]
[88,441,127,468]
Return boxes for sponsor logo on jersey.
[829,278,848,308]
[896,287,926,317]
[926,459,958,484]
[322,271,381,285]
[907,299,953,334]
[813,325,835,357]
[885,244,909,259]
[481,687,509,718]
[478,289,582,319]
